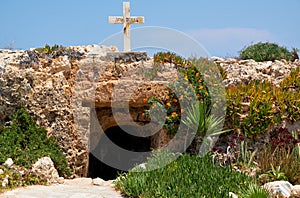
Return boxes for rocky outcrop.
[264,181,300,197]
[31,157,60,184]
[211,56,300,87]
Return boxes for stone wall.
[1,46,299,177]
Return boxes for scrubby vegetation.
[239,42,296,62]
[226,67,300,138]
[34,44,84,60]
[0,107,70,186]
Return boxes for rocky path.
[0,178,125,198]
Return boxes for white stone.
[92,177,105,186]
[57,177,65,184]
[229,192,239,198]
[2,175,9,187]
[3,158,14,168]
[0,169,4,175]
[31,157,59,184]
[264,181,293,197]
[292,185,300,197]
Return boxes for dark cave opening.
[88,125,151,180]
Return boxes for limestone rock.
[264,180,293,197]
[211,57,300,87]
[93,177,105,186]
[31,157,59,184]
[63,178,93,185]
[57,177,65,184]
[229,192,238,198]
[1,175,9,187]
[3,158,14,168]
[292,185,300,197]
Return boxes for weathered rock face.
[31,157,60,184]
[1,47,299,178]
[211,56,300,87]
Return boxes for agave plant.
[239,184,272,198]
[182,101,230,155]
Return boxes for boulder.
[264,181,293,197]
[31,157,59,184]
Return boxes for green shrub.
[0,107,70,177]
[240,42,293,62]
[151,53,221,137]
[115,151,253,198]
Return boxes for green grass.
[115,151,253,198]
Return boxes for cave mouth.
[88,125,152,180]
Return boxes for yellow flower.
[196,73,199,77]
[166,102,171,107]
[171,112,178,118]
[199,85,203,90]
[166,116,170,120]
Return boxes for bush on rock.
[0,107,70,177]
[239,42,294,62]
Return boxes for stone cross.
[108,2,144,52]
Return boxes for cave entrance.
[88,125,152,180]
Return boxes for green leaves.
[226,71,300,138]
[182,102,230,139]
[0,107,70,177]
[115,151,253,198]
[240,42,294,62]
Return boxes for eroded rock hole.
[88,125,151,180]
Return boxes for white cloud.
[188,28,276,57]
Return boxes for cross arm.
[108,16,124,24]
[128,17,144,24]
[108,16,144,24]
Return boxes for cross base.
[107,52,148,63]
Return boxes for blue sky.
[1,0,299,57]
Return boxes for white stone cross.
[108,2,144,52]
